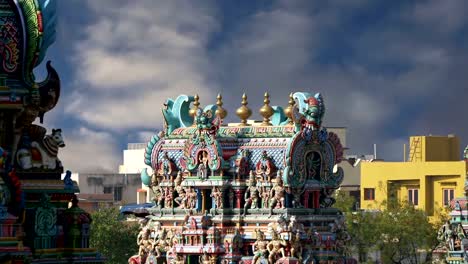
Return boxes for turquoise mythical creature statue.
[161,95,195,134]
[291,92,325,131]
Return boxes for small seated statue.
[255,150,276,182]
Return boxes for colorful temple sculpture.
[131,92,355,264]
[0,1,103,263]
[433,146,468,263]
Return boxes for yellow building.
[360,135,468,217]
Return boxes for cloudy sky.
[34,0,468,173]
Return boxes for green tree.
[90,207,140,264]
[376,202,437,264]
[335,193,441,263]
[335,191,379,262]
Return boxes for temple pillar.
[229,188,234,208]
[196,190,202,212]
[304,191,310,208]
[201,190,206,213]
[233,189,244,208]
[314,190,320,208]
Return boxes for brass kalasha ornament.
[236,93,252,126]
[215,94,227,120]
[259,92,273,126]
[284,93,295,125]
[189,94,201,126]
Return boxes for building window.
[364,188,375,200]
[103,187,112,194]
[408,189,419,206]
[114,187,123,201]
[443,189,455,206]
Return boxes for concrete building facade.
[360,135,468,219]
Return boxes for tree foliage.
[335,192,442,263]
[90,207,139,264]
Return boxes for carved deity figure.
[154,228,170,258]
[197,151,209,180]
[235,149,250,179]
[174,173,186,208]
[199,252,216,264]
[260,186,270,209]
[252,229,269,264]
[269,173,285,216]
[307,227,321,248]
[164,187,174,209]
[185,187,197,209]
[150,176,164,208]
[137,227,153,257]
[268,215,288,235]
[255,150,276,182]
[288,216,305,236]
[290,232,303,262]
[174,254,184,264]
[243,172,260,216]
[211,187,223,209]
[443,221,455,251]
[158,151,175,180]
[267,230,287,264]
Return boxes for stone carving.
[288,216,305,236]
[154,228,170,258]
[164,187,174,209]
[290,232,303,262]
[150,176,164,208]
[17,127,65,170]
[185,187,197,209]
[267,215,288,235]
[252,229,269,264]
[211,186,223,209]
[243,172,260,216]
[63,170,74,189]
[267,230,287,264]
[235,149,250,179]
[269,173,285,216]
[260,186,270,209]
[255,151,276,182]
[464,145,468,161]
[174,173,186,208]
[35,194,56,237]
[157,151,177,180]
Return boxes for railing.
[127,143,147,150]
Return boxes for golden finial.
[283,93,295,125]
[259,92,273,126]
[215,94,227,120]
[236,93,252,126]
[189,94,201,126]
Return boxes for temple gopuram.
[130,92,356,264]
[0,0,103,263]
[433,146,468,263]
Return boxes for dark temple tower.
[0,1,104,262]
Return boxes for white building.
[119,143,152,204]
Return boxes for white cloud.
[59,127,120,173]
[67,0,218,131]
[57,0,468,167]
